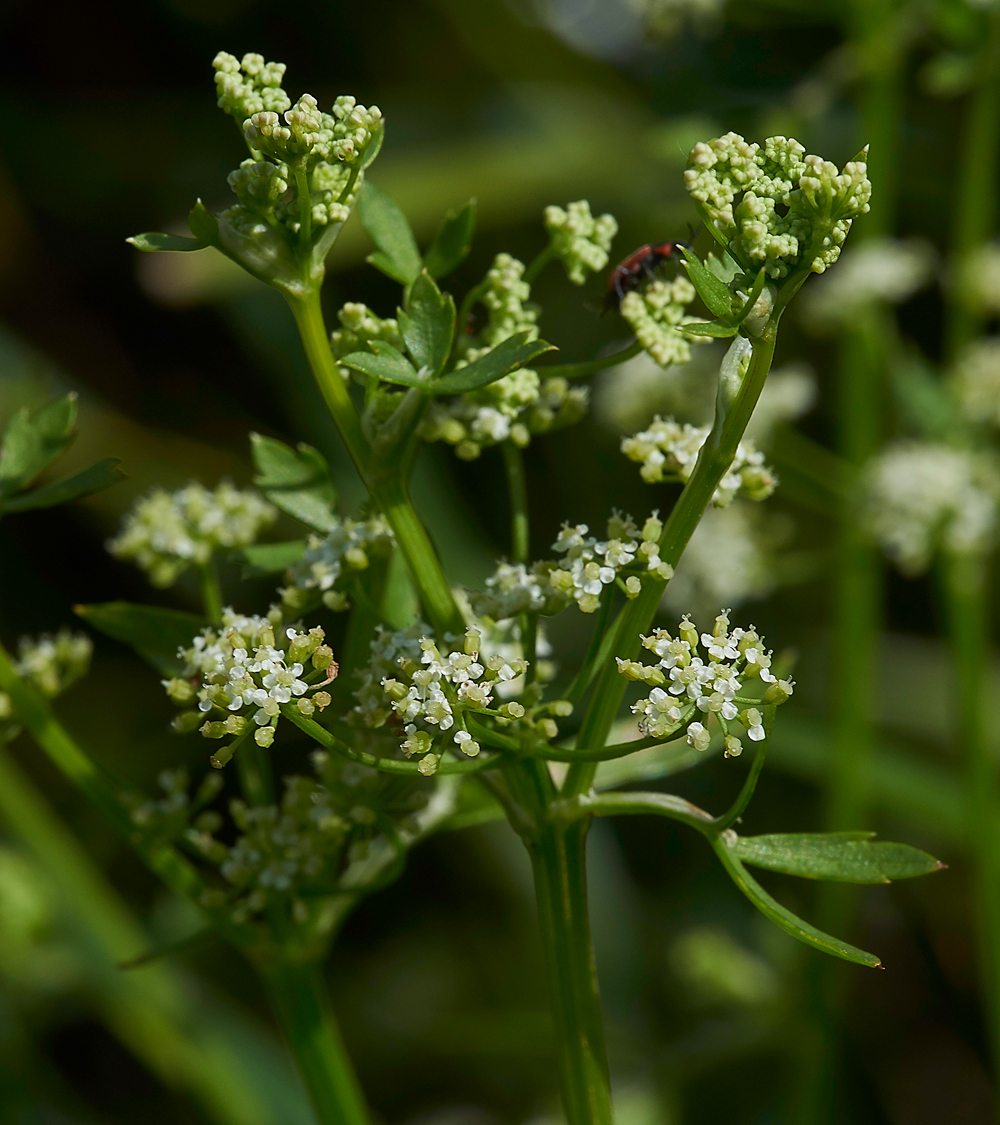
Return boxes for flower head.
[16,629,92,698]
[544,201,618,286]
[620,276,701,368]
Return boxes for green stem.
[234,730,273,807]
[198,560,224,625]
[941,552,1000,1092]
[294,163,313,249]
[527,821,614,1125]
[565,330,778,795]
[523,244,556,285]
[259,960,370,1125]
[501,440,530,564]
[288,289,464,638]
[538,340,641,381]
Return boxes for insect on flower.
[604,240,689,311]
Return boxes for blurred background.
[0,0,992,1121]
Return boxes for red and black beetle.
[604,240,688,311]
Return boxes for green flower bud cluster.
[166,608,335,757]
[621,611,790,758]
[620,276,701,368]
[331,303,405,383]
[685,133,872,278]
[621,416,777,505]
[543,201,619,286]
[109,482,276,588]
[478,254,540,346]
[15,629,92,699]
[212,52,381,240]
[282,516,395,613]
[122,767,223,845]
[863,442,999,575]
[951,338,1000,427]
[470,511,673,619]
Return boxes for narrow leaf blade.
[680,319,739,338]
[713,836,882,967]
[75,602,206,668]
[431,333,557,394]
[127,232,208,253]
[1,458,125,513]
[240,540,306,577]
[681,249,733,317]
[358,183,423,286]
[733,832,944,884]
[424,200,476,279]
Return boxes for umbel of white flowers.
[618,610,793,759]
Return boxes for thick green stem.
[941,552,1000,1091]
[565,331,778,795]
[528,821,613,1125]
[288,289,464,638]
[260,960,370,1125]
[198,560,224,625]
[501,440,530,564]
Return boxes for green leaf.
[0,395,78,497]
[127,232,208,253]
[240,540,306,577]
[340,344,425,389]
[733,832,944,884]
[431,333,557,394]
[398,272,456,377]
[681,319,739,338]
[358,182,422,285]
[732,267,767,325]
[681,249,733,318]
[423,200,476,279]
[712,836,882,968]
[1,458,125,513]
[75,602,206,675]
[187,199,221,246]
[890,353,960,441]
[250,434,338,533]
[359,123,384,172]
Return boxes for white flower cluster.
[951,338,1000,427]
[620,276,701,368]
[352,624,427,730]
[165,608,337,752]
[213,52,381,237]
[685,133,872,278]
[15,629,92,699]
[377,630,527,775]
[109,482,276,587]
[863,442,999,574]
[619,611,793,758]
[282,515,395,612]
[621,416,777,504]
[544,201,618,285]
[470,512,674,618]
[956,242,1000,316]
[422,254,587,459]
[330,303,405,383]
[801,238,934,332]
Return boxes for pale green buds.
[764,679,795,705]
[544,201,618,285]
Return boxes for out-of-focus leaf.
[733,832,944,883]
[341,344,424,388]
[358,182,423,285]
[431,333,556,394]
[681,249,732,317]
[0,395,77,497]
[682,318,740,338]
[423,200,476,278]
[1,458,125,513]
[398,273,455,376]
[891,353,960,441]
[240,541,306,577]
[75,603,206,669]
[712,836,882,967]
[250,434,338,533]
[127,233,209,252]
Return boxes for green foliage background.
[0,0,986,1121]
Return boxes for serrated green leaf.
[431,333,557,394]
[682,319,740,338]
[240,540,306,577]
[733,832,943,884]
[681,249,733,318]
[127,232,208,253]
[1,458,125,513]
[340,345,425,388]
[358,183,422,286]
[0,395,78,497]
[424,200,476,279]
[399,273,455,377]
[712,836,882,967]
[75,602,206,675]
[250,434,338,533]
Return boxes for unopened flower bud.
[500,701,525,719]
[642,514,662,541]
[312,645,335,671]
[617,658,645,681]
[551,700,573,717]
[224,714,248,735]
[724,735,743,758]
[345,546,369,569]
[625,576,642,597]
[164,678,195,703]
[313,691,331,710]
[764,679,794,705]
[537,718,558,740]
[296,697,316,717]
[678,617,698,647]
[418,753,439,776]
[172,711,202,734]
[464,628,482,656]
[254,726,275,748]
[322,590,350,611]
[200,720,227,739]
